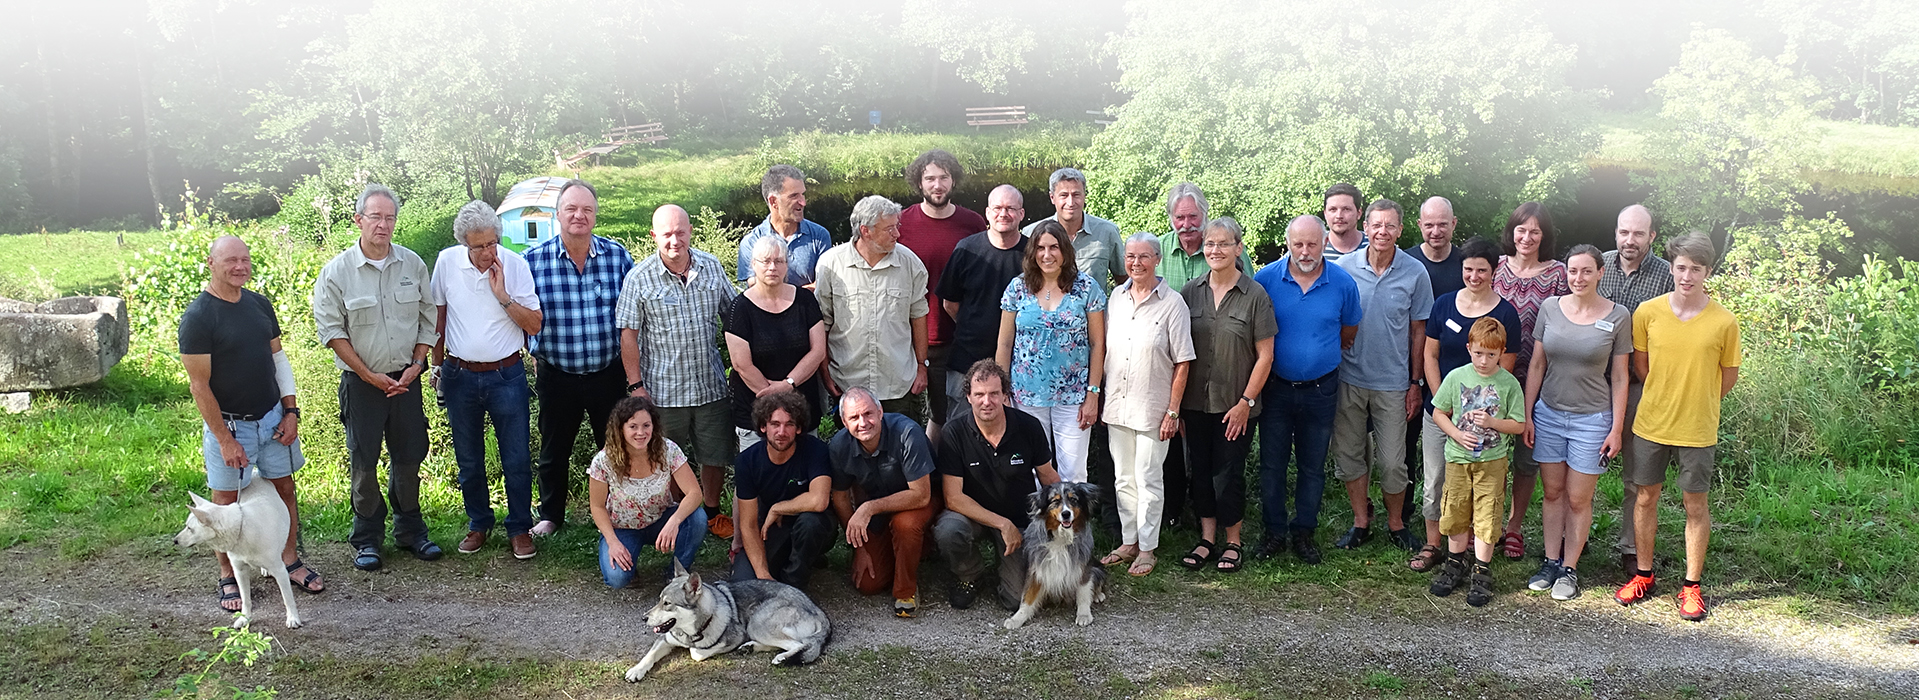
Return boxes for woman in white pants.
[995,219,1107,483]
[1095,233,1196,576]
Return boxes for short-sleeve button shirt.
[1102,278,1196,432]
[1599,251,1674,312]
[936,409,1053,528]
[738,218,834,287]
[1335,248,1436,392]
[312,243,437,374]
[1024,214,1125,291]
[813,242,930,401]
[431,245,541,364]
[828,413,936,502]
[1180,273,1278,416]
[615,249,736,407]
[526,234,634,374]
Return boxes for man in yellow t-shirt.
[1611,232,1741,622]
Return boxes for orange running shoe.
[708,513,735,539]
[1676,584,1707,621]
[1613,573,1656,606]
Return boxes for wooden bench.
[966,106,1028,127]
[558,123,669,170]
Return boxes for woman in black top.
[725,237,827,447]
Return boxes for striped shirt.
[617,250,737,407]
[1598,251,1674,311]
[527,234,633,374]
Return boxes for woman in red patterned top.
[1490,202,1568,560]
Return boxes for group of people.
[178,150,1740,623]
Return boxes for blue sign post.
[869,110,882,128]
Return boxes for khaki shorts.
[1439,457,1509,544]
[1627,435,1716,493]
[1332,384,1409,493]
[657,398,737,468]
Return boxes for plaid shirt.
[617,250,737,407]
[526,234,633,374]
[1598,250,1674,311]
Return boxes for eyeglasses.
[1202,240,1238,251]
[358,214,397,225]
[1122,253,1159,262]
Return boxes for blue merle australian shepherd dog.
[1003,481,1108,629]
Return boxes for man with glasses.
[935,184,1029,420]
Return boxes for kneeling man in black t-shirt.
[933,360,1060,612]
[731,392,833,589]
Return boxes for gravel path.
[4,546,1915,698]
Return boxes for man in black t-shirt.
[731,392,833,589]
[932,360,1059,612]
[829,387,937,617]
[178,235,325,612]
[935,184,1028,421]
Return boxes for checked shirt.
[1599,250,1674,312]
[617,249,737,408]
[527,234,634,375]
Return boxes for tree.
[1638,29,1826,248]
[1086,0,1598,250]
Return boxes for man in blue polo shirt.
[1251,215,1362,564]
[737,164,833,288]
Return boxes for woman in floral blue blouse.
[995,219,1107,482]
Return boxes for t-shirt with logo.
[734,433,832,521]
[828,413,936,502]
[1432,365,1524,464]
[936,409,1053,528]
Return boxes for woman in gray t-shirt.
[1520,244,1632,601]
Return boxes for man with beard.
[731,391,834,589]
[1251,215,1362,563]
[897,149,988,444]
[1023,167,1124,291]
[1597,204,1673,577]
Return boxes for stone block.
[0,296,130,391]
[0,392,26,414]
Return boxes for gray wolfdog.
[1003,481,1108,629]
[625,561,832,682]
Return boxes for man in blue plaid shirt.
[526,179,633,535]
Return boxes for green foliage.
[160,624,278,700]
[691,206,751,282]
[394,197,462,265]
[1762,0,1919,126]
[1087,0,1598,249]
[1638,30,1826,236]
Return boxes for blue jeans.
[599,508,708,589]
[1258,368,1340,538]
[443,361,534,537]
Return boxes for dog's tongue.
[652,621,674,634]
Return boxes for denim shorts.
[202,403,305,491]
[1530,401,1611,476]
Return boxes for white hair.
[452,200,502,244]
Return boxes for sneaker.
[1251,536,1288,560]
[458,531,487,554]
[708,513,735,540]
[948,580,978,610]
[1676,584,1707,621]
[1290,531,1323,565]
[1528,558,1562,592]
[894,596,918,619]
[1429,555,1466,597]
[1551,568,1582,601]
[511,534,537,560]
[1613,573,1657,606]
[1466,561,1494,607]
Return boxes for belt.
[447,352,523,372]
[220,408,270,422]
[1279,368,1338,389]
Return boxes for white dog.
[173,477,303,629]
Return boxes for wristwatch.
[1165,409,1180,420]
[413,358,430,369]
[1241,395,1256,409]
[627,380,645,392]
[784,377,796,387]
[920,359,931,367]
[1413,378,1427,388]
[1087,385,1102,394]
[282,406,301,418]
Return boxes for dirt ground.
[4,542,1916,699]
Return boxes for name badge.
[1595,320,1616,333]
[1445,318,1463,333]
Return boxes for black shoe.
[1251,536,1288,560]
[408,539,444,561]
[1334,526,1371,550]
[1290,531,1323,565]
[1388,527,1420,552]
[352,545,383,572]
[1429,554,1465,597]
[1467,561,1494,607]
[948,580,978,610]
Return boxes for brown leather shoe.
[458,531,487,554]
[511,534,537,560]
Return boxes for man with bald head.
[1598,203,1674,575]
[935,184,1029,420]
[619,203,741,538]
[1397,196,1466,524]
[527,178,633,536]
[1250,215,1362,563]
[182,235,324,609]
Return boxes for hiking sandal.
[216,576,242,613]
[1177,538,1217,570]
[1408,544,1444,572]
[1214,543,1244,573]
[286,559,325,593]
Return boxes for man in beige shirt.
[814,195,931,423]
[1099,232,1195,576]
[312,184,440,572]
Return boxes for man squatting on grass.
[181,235,325,612]
[1612,232,1740,622]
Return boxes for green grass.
[0,230,167,300]
[1592,111,1919,181]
